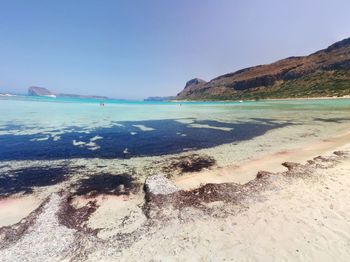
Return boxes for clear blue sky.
[0,0,349,99]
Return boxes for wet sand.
[175,131,350,189]
[0,196,42,227]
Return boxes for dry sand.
[0,196,42,227]
[116,149,350,261]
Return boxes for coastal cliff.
[177,38,350,100]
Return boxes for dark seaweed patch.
[163,154,216,174]
[73,174,140,197]
[0,165,74,197]
[57,194,98,233]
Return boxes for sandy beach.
[1,133,350,261]
[121,148,350,262]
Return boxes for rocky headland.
[176,38,350,100]
[28,86,55,97]
[28,86,108,99]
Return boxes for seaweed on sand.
[72,173,141,197]
[57,194,99,233]
[143,150,349,219]
[162,154,216,175]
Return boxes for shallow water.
[1,96,350,160]
[1,95,350,195]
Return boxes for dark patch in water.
[0,118,291,161]
[73,174,139,197]
[0,165,73,197]
[163,154,216,175]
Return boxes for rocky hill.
[28,86,54,96]
[176,38,350,100]
[28,87,108,99]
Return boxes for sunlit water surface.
[1,95,350,177]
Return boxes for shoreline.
[1,129,350,228]
[174,130,350,189]
[171,94,350,103]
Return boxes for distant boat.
[44,94,57,98]
[239,100,243,103]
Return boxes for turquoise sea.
[1,95,350,196]
[1,95,350,160]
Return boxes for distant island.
[144,96,176,101]
[28,86,108,99]
[176,37,350,100]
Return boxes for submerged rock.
[144,175,178,195]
